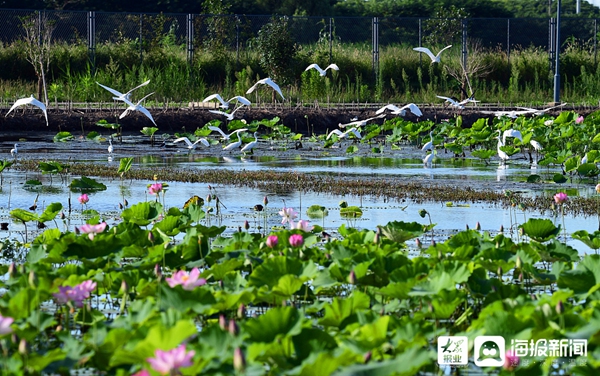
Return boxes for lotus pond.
[1,111,600,375]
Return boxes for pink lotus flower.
[148,183,163,195]
[0,314,14,336]
[289,234,304,247]
[53,280,97,307]
[278,207,298,225]
[79,222,107,240]
[293,219,314,232]
[504,350,520,371]
[147,344,195,375]
[166,267,206,290]
[576,115,584,124]
[78,194,89,205]
[554,192,568,205]
[131,370,150,376]
[266,235,278,248]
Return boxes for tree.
[423,5,469,46]
[255,17,298,82]
[19,11,56,104]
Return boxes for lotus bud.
[380,307,385,316]
[418,209,427,218]
[19,264,25,274]
[119,202,123,210]
[18,339,27,355]
[238,226,242,233]
[233,347,246,372]
[518,227,524,237]
[518,272,524,283]
[124,199,129,207]
[325,253,331,260]
[497,267,502,278]
[11,334,18,344]
[364,351,372,363]
[28,270,36,289]
[373,231,380,244]
[432,239,436,247]
[491,285,497,293]
[154,264,162,281]
[148,231,154,243]
[219,314,227,330]
[206,194,211,203]
[228,319,239,336]
[466,224,469,230]
[237,304,246,319]
[56,325,63,332]
[8,262,15,278]
[499,225,504,233]
[415,238,422,249]
[476,222,481,231]
[516,256,522,269]
[244,220,250,231]
[428,302,434,314]
[208,185,212,190]
[219,280,224,289]
[120,280,128,294]
[75,227,80,235]
[263,196,269,206]
[60,212,66,220]
[556,300,564,315]
[348,270,356,285]
[531,294,537,300]
[266,235,278,248]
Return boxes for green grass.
[1,40,600,105]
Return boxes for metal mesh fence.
[0,9,599,68]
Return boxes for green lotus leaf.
[333,346,432,376]
[340,206,362,218]
[10,208,38,223]
[552,173,567,183]
[577,163,600,177]
[557,255,600,296]
[248,256,317,289]
[117,157,133,175]
[70,176,107,192]
[306,204,328,219]
[96,119,119,129]
[564,156,579,173]
[0,159,14,173]
[141,126,159,136]
[39,161,66,174]
[345,145,358,154]
[527,174,542,183]
[471,149,495,160]
[378,221,425,243]
[572,230,600,250]
[519,218,560,242]
[410,261,472,295]
[38,202,63,223]
[152,215,182,236]
[318,291,370,328]
[122,201,163,226]
[53,131,73,142]
[243,306,302,343]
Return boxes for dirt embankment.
[0,104,594,137]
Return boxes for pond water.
[1,147,599,254]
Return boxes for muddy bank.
[0,103,593,137]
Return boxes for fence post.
[418,18,422,66]
[139,14,143,66]
[595,19,597,66]
[461,18,467,70]
[549,18,555,72]
[187,14,194,65]
[372,17,379,79]
[87,11,96,74]
[553,0,561,103]
[506,19,510,65]
[329,17,333,64]
[236,16,240,70]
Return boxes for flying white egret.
[6,95,48,126]
[10,143,18,158]
[327,127,361,140]
[436,95,465,109]
[207,126,248,141]
[413,45,452,63]
[119,93,156,126]
[305,63,339,76]
[223,130,244,151]
[246,77,285,100]
[96,80,150,102]
[174,136,210,150]
[376,103,423,117]
[338,114,386,128]
[241,132,259,154]
[202,94,252,109]
[422,131,434,152]
[209,105,246,121]
[482,103,567,119]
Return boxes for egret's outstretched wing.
[264,78,285,100]
[208,125,228,139]
[227,96,252,106]
[96,82,125,98]
[375,104,401,115]
[413,47,436,61]
[403,103,423,117]
[325,63,339,71]
[305,63,324,74]
[437,45,453,57]
[203,93,228,108]
[124,80,150,97]
[327,129,344,140]
[174,137,194,148]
